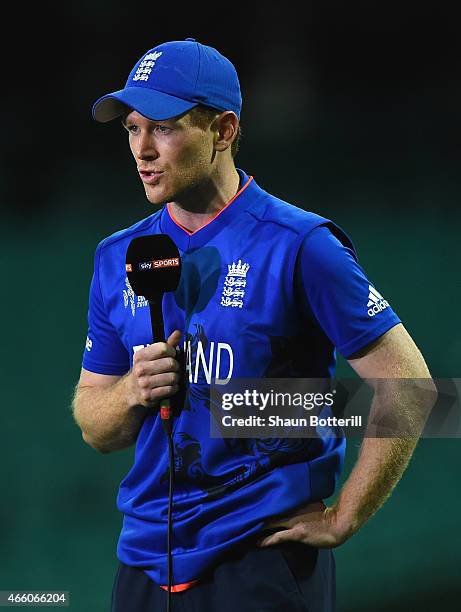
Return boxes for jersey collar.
[159,169,254,251]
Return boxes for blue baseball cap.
[92,38,242,122]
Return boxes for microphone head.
[126,234,181,301]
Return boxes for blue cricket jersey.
[82,169,401,585]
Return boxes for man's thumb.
[167,329,182,347]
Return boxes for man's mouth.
[139,170,164,183]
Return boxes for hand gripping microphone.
[126,234,182,612]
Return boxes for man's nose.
[135,132,158,161]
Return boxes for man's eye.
[154,125,171,134]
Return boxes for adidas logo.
[367,285,390,317]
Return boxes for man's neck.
[169,167,241,233]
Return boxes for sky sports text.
[138,257,180,271]
[221,389,336,411]
[125,258,180,273]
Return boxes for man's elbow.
[81,431,113,454]
[408,376,438,411]
[424,377,438,407]
[408,376,438,433]
[373,376,438,437]
[81,430,135,454]
[410,377,438,434]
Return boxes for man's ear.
[213,111,239,152]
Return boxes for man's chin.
[144,186,170,206]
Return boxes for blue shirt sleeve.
[82,242,131,375]
[296,225,401,359]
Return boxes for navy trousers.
[111,539,336,612]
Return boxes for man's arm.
[259,323,437,548]
[72,330,181,454]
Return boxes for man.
[73,38,435,611]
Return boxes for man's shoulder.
[248,180,330,236]
[247,178,356,255]
[96,209,163,254]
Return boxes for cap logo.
[133,51,163,82]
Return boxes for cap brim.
[92,86,198,122]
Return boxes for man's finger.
[258,528,300,547]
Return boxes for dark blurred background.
[1,2,460,611]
